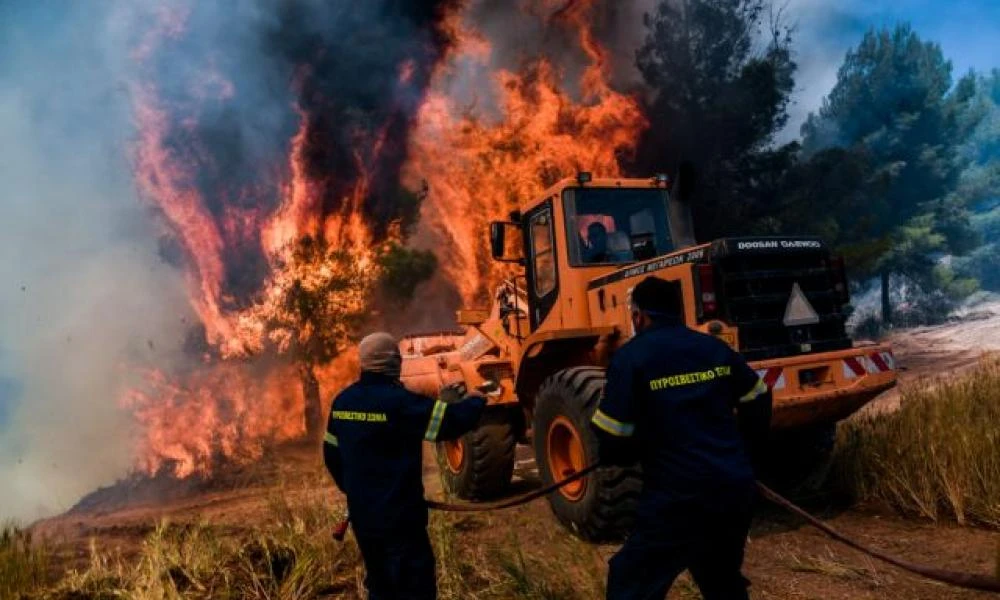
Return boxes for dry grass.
[833,355,1000,526]
[46,495,359,600]
[430,510,607,599]
[778,544,886,588]
[5,493,609,599]
[1,522,51,599]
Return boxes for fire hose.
[331,464,599,541]
[755,482,1000,594]
[333,463,1000,594]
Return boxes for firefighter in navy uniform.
[591,276,772,600]
[323,332,486,600]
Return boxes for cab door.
[524,200,559,329]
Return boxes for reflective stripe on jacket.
[323,371,485,535]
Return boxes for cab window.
[563,188,674,266]
[531,209,556,297]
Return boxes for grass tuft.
[833,355,1000,526]
[1,522,51,599]
[49,496,356,599]
[429,510,608,599]
[779,544,885,588]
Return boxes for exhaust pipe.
[667,161,697,248]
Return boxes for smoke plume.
[0,2,191,521]
[0,0,461,521]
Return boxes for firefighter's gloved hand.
[476,380,501,396]
[439,382,468,404]
[433,385,488,441]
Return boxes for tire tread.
[438,411,516,500]
[535,366,642,541]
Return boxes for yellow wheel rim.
[546,416,587,501]
[443,439,465,473]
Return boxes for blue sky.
[781,0,1000,140]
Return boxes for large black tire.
[436,409,516,500]
[533,367,642,542]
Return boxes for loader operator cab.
[489,173,697,332]
[566,187,675,265]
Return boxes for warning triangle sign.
[783,282,820,326]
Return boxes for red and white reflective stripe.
[756,367,786,391]
[843,356,866,379]
[843,351,895,379]
[871,351,895,371]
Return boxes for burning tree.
[264,236,369,437]
[124,1,459,475]
[259,230,436,436]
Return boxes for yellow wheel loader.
[400,173,896,540]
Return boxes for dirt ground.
[33,443,1000,599]
[861,304,1000,414]
[31,313,1000,599]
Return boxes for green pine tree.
[631,0,797,241]
[798,24,982,322]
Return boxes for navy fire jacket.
[591,319,771,505]
[323,372,485,536]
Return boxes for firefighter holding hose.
[323,332,486,600]
[591,276,772,600]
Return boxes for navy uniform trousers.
[353,526,436,600]
[606,484,755,600]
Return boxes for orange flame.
[132,86,236,349]
[405,4,647,303]
[128,91,383,474]
[127,93,381,475]
[123,1,647,478]
[125,8,387,477]
[121,363,304,478]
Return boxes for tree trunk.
[881,270,892,326]
[300,363,323,440]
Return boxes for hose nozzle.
[332,515,350,542]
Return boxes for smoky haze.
[0,3,191,522]
[0,0,462,521]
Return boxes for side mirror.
[490,221,524,264]
[490,222,506,259]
